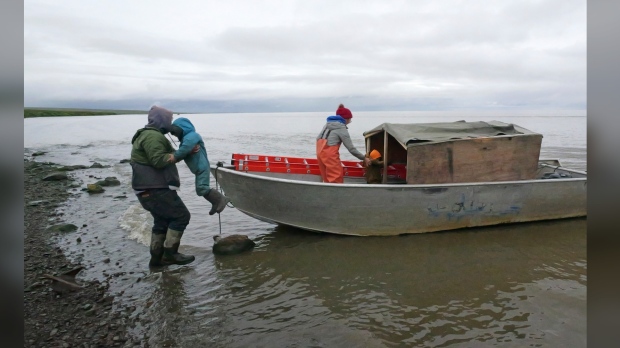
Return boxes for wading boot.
[148,232,166,267]
[204,188,230,215]
[162,228,195,265]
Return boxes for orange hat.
[369,149,381,160]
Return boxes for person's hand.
[364,157,371,167]
[191,145,200,154]
[167,154,176,163]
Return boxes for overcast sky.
[24,0,586,113]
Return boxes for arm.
[172,133,200,161]
[338,129,367,161]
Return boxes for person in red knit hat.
[315,104,370,183]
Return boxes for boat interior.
[219,158,586,185]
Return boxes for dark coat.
[365,158,384,184]
[130,127,180,190]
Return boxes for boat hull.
[211,165,587,236]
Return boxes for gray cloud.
[24,0,586,112]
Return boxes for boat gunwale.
[211,164,587,188]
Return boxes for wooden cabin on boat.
[363,120,543,184]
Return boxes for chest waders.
[316,128,345,183]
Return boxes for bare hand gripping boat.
[211,120,586,236]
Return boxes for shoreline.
[23,159,136,347]
[24,108,146,118]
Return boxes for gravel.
[23,159,142,347]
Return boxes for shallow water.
[25,111,586,347]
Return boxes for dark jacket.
[130,108,180,190]
[365,158,384,184]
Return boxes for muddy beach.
[23,159,137,348]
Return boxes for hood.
[326,115,346,124]
[171,117,196,137]
[325,115,347,130]
[325,120,347,131]
[146,106,173,133]
[131,128,151,144]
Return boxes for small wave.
[118,204,152,246]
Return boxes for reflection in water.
[161,218,585,347]
[126,267,198,347]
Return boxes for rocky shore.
[23,159,138,347]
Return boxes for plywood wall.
[406,135,542,184]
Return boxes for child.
[365,149,384,184]
[168,117,229,215]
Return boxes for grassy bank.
[24,107,146,118]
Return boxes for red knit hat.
[336,105,353,119]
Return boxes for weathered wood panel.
[406,135,542,184]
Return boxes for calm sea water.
[24,111,586,347]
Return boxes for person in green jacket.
[130,106,194,267]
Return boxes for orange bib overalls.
[316,128,344,183]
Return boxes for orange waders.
[316,139,344,183]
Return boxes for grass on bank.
[24,108,147,118]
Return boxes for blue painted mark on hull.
[427,201,522,220]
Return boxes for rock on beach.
[57,164,88,171]
[95,177,121,187]
[90,162,108,168]
[213,234,256,255]
[43,172,69,181]
[86,183,105,193]
[47,223,78,233]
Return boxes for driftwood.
[42,267,84,292]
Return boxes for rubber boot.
[161,228,195,265]
[148,233,166,267]
[204,188,230,215]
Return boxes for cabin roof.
[362,120,541,147]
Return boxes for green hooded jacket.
[131,127,175,168]
[130,106,180,190]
